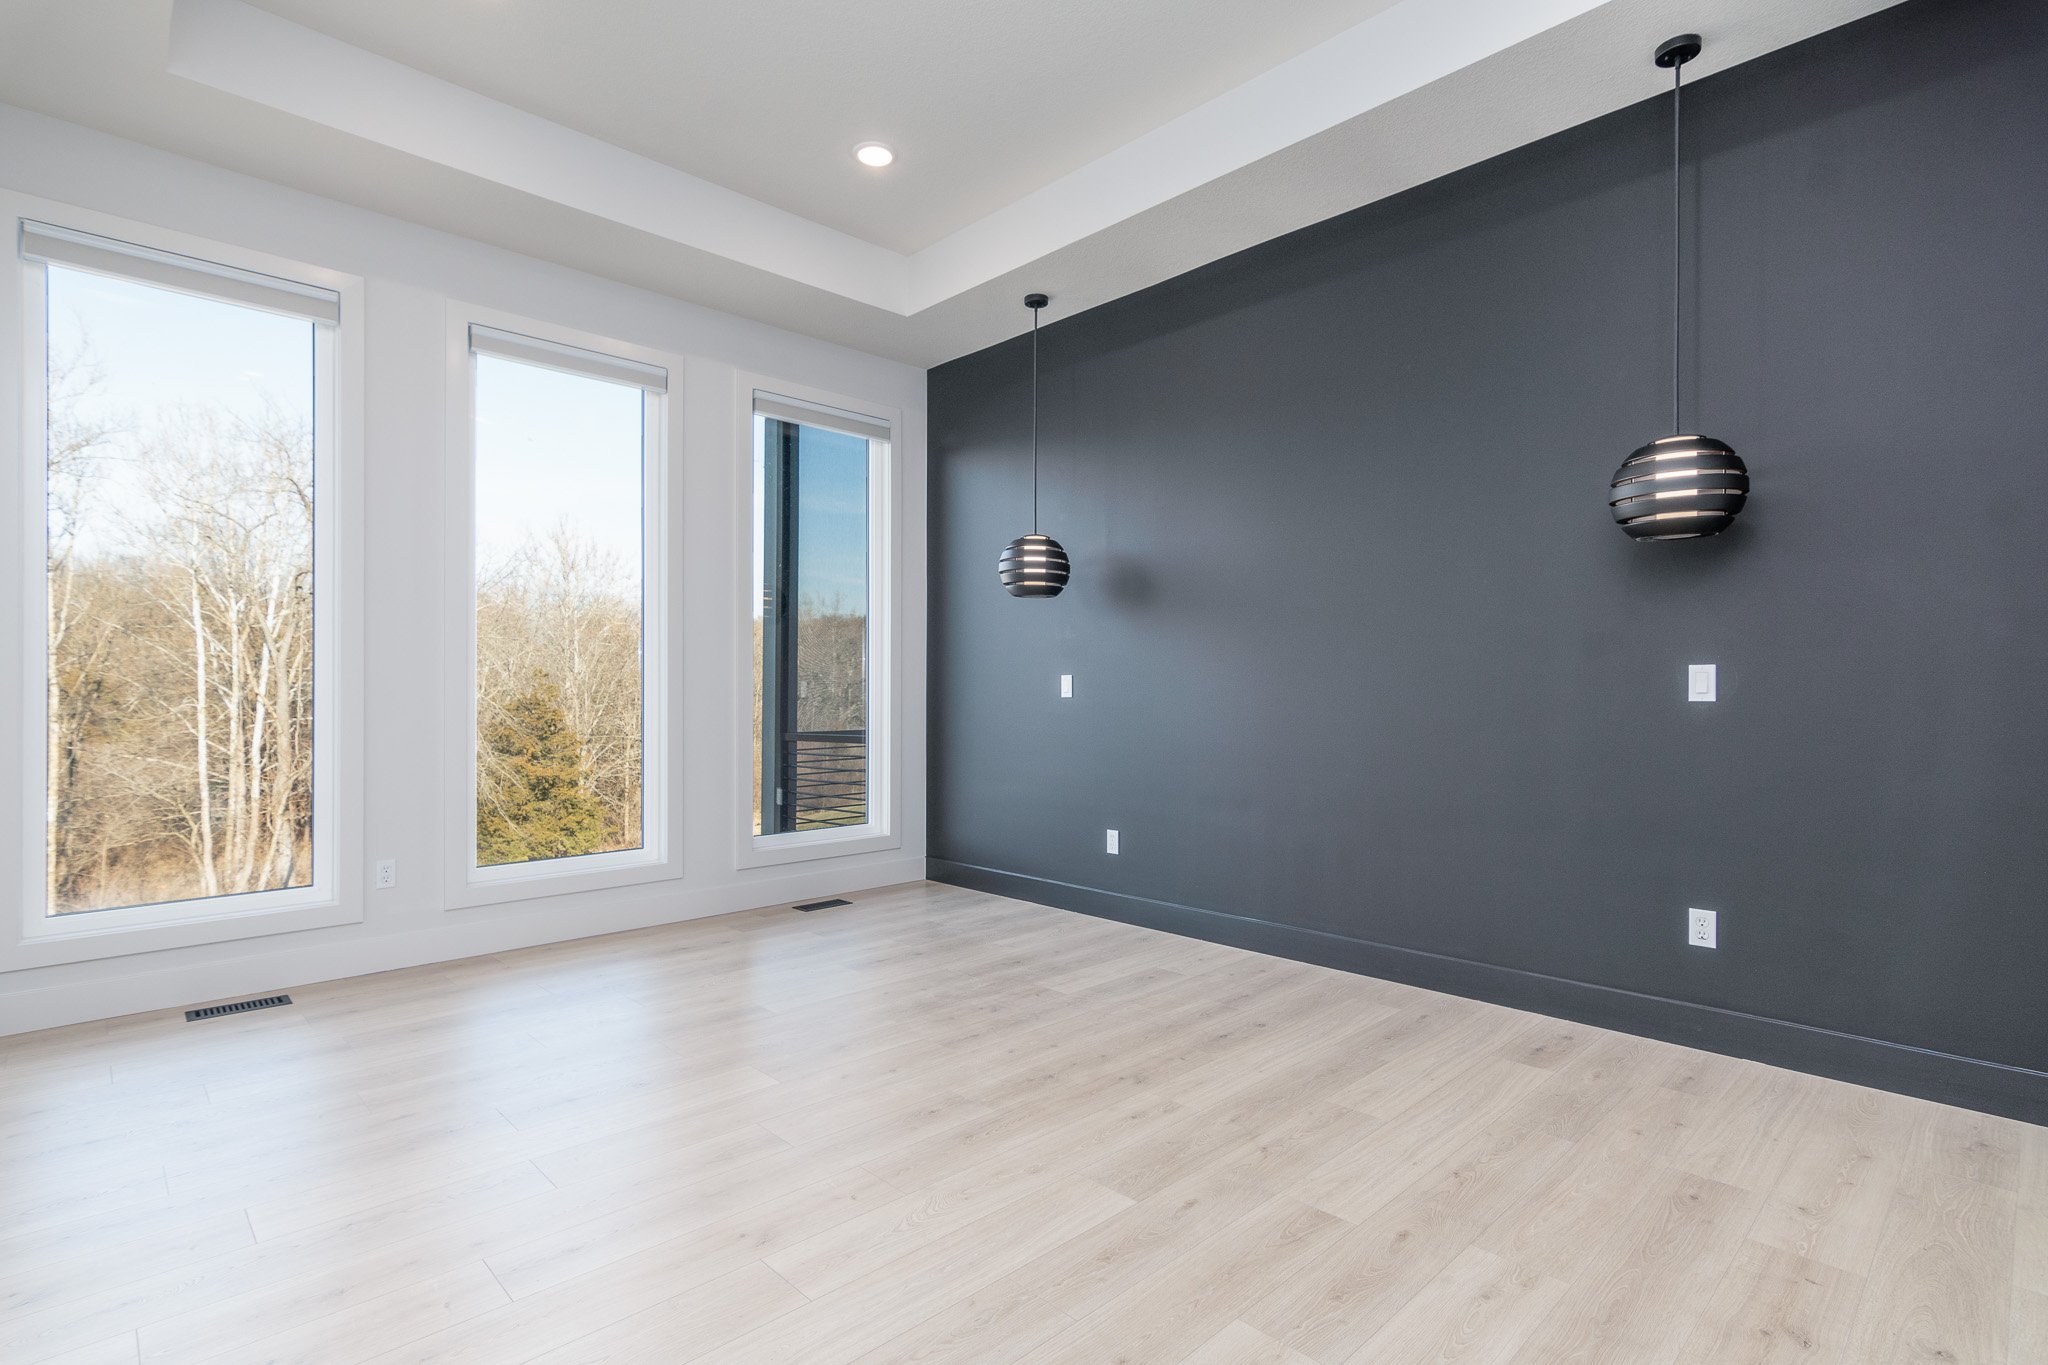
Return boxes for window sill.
[736,824,900,871]
[443,850,679,910]
[6,897,363,971]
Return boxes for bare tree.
[107,405,315,904]
[40,308,316,914]
[795,590,868,734]
[45,340,124,909]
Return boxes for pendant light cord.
[1671,57,1684,436]
[1030,302,1041,533]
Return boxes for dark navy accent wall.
[926,0,2048,1121]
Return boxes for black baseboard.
[929,859,2048,1127]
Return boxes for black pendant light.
[1609,34,1750,541]
[998,293,1071,597]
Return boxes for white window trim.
[442,305,682,909]
[733,372,902,870]
[2,194,364,969]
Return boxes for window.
[751,394,887,842]
[21,221,339,927]
[465,325,666,881]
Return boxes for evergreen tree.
[476,677,606,865]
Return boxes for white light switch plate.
[1059,674,1073,698]
[1688,907,1717,948]
[1105,829,1119,855]
[1688,664,1717,702]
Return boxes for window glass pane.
[43,265,317,915]
[752,413,871,836]
[473,354,646,867]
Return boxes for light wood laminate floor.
[2,882,2041,1364]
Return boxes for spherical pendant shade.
[1608,435,1749,540]
[999,533,1070,597]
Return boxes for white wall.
[0,105,928,1036]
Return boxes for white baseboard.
[0,857,927,1037]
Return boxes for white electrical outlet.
[1688,907,1717,949]
[1688,664,1717,702]
[1105,829,1119,855]
[1059,674,1073,698]
[374,859,397,890]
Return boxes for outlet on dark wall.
[927,0,2048,1121]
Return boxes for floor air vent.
[186,994,292,1022]
[793,898,852,912]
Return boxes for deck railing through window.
[788,730,866,829]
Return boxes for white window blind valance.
[754,393,891,445]
[469,324,668,394]
[20,220,341,326]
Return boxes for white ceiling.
[244,0,1403,254]
[0,0,1906,366]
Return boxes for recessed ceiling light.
[853,142,894,168]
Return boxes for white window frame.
[442,306,680,909]
[4,196,364,967]
[733,373,900,870]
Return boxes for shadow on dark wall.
[1098,557,1159,611]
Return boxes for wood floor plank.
[1013,1197,1349,1365]
[1848,1169,2018,1365]
[0,883,2033,1365]
[839,1275,1078,1365]
[2018,1130,2047,1297]
[1670,1241,1867,1365]
[183,1261,509,1365]
[2011,1287,2046,1365]
[39,1336,139,1365]
[1747,1084,1908,1276]
[0,1126,837,1359]
[1507,1029,1659,1142]
[1514,1167,1759,1364]
[1245,1122,1575,1361]
[1498,1018,1597,1073]
[245,1158,562,1244]
[1083,1011,1399,1200]
[761,1147,1076,1299]
[999,1162,1302,1327]
[689,1177,1135,1365]
[518,1262,807,1365]
[1907,1102,2031,1193]
[136,1245,506,1364]
[483,1152,892,1300]
[1567,1075,1701,1172]
[362,1170,889,1365]
[1668,1061,1822,1196]
[1179,1320,1320,1365]
[0,1164,168,1240]
[0,1208,254,1322]
[1284,1056,1555,1225]
[832,1137,1324,1365]
[1339,1245,1568,1365]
